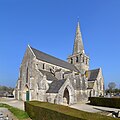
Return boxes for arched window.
[86,59,87,65]
[26,67,28,83]
[43,63,45,69]
[50,68,52,72]
[83,57,84,63]
[76,56,78,63]
[62,74,64,79]
[71,58,73,64]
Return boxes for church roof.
[39,69,57,81]
[30,47,78,72]
[87,68,100,81]
[46,79,66,93]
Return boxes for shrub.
[89,97,120,108]
[25,101,118,120]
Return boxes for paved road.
[0,98,24,110]
[70,103,120,113]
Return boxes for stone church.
[15,22,104,105]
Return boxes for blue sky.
[0,0,120,88]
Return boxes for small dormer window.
[76,56,78,63]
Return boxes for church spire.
[73,22,84,54]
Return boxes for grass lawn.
[0,103,30,120]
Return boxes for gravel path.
[0,107,18,120]
[0,98,24,110]
[70,103,120,113]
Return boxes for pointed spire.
[73,21,84,54]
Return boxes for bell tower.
[67,22,89,73]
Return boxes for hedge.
[25,101,118,120]
[89,97,120,108]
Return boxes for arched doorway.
[23,84,29,101]
[26,91,29,101]
[63,88,69,104]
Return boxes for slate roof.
[31,47,78,72]
[46,79,66,93]
[64,71,72,74]
[39,69,57,81]
[87,68,100,81]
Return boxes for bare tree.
[108,82,116,96]
[108,82,116,91]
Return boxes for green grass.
[0,103,29,120]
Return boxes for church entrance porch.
[56,79,75,105]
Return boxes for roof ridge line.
[28,45,36,57]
